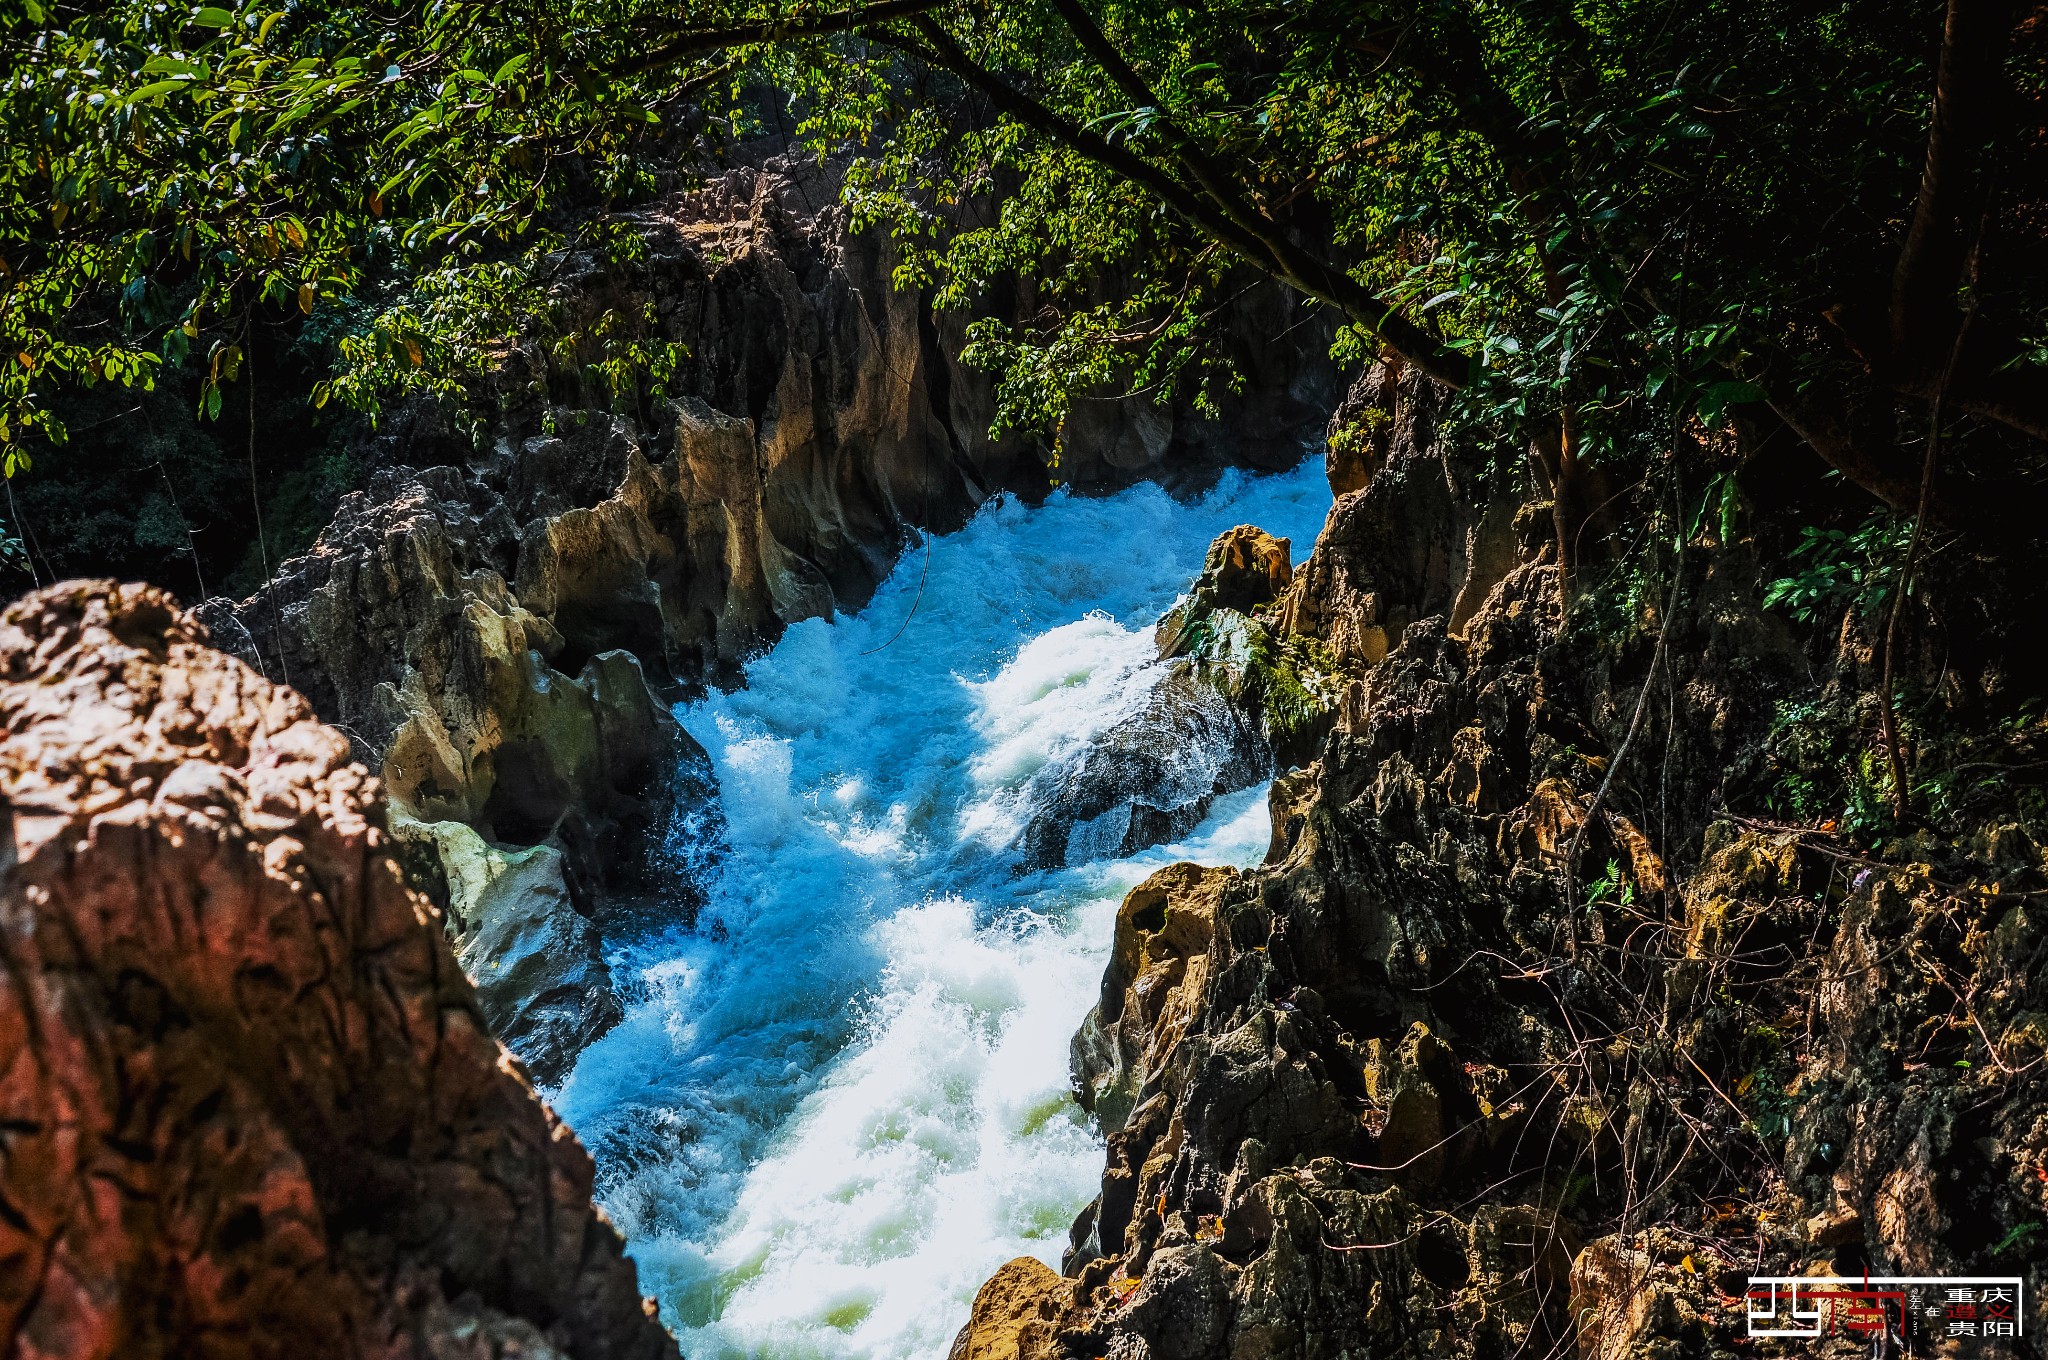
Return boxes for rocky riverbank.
[954,364,2048,1358]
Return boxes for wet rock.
[1155,526,1293,659]
[1015,667,1269,871]
[391,815,620,1086]
[197,442,723,1077]
[0,580,673,1360]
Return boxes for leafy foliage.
[1762,514,1914,624]
[3,0,2043,542]
[1,0,694,469]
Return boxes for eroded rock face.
[0,580,673,1360]
[200,156,1339,1081]
[1281,366,1524,664]
[956,367,2048,1359]
[201,451,711,1085]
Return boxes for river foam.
[553,460,1330,1360]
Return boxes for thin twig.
[246,340,290,686]
[1880,285,1976,822]
[4,474,40,589]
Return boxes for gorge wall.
[955,366,2048,1358]
[0,581,673,1360]
[199,154,1340,1084]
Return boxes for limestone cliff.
[0,581,673,1360]
[957,364,2048,1359]
[200,155,1337,1084]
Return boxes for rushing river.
[552,459,1329,1360]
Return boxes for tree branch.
[894,13,1471,387]
[1764,385,1958,522]
[617,0,952,78]
[1888,0,2020,372]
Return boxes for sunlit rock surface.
[0,580,673,1360]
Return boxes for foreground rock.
[0,581,673,1360]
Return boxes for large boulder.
[1012,666,1269,871]
[1154,525,1293,660]
[946,1257,1070,1360]
[0,580,674,1360]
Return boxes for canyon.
[5,2,2045,1355]
[193,155,1338,1088]
[5,137,2045,1360]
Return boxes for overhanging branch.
[618,0,952,78]
[1889,0,2021,370]
[893,13,1471,387]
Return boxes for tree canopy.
[4,0,2044,554]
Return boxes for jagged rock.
[1021,532,1612,1357]
[0,580,673,1360]
[1073,863,1239,1131]
[1014,669,1268,871]
[947,1258,1070,1360]
[1322,362,1400,497]
[201,463,714,1077]
[1155,526,1292,659]
[390,815,620,1087]
[1568,1234,1713,1360]
[977,369,2048,1357]
[1280,365,1524,665]
[1360,1023,1464,1187]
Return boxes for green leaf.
[1697,380,1766,427]
[128,80,194,102]
[192,6,235,27]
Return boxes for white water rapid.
[553,460,1330,1360]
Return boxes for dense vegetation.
[7,1,2044,478]
[2,0,2044,774]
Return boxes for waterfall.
[553,460,1330,1360]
